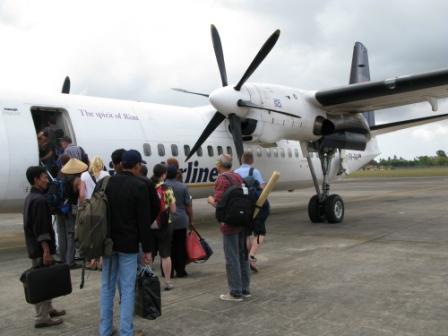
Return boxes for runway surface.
[1,176,447,336]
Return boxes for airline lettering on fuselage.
[180,161,218,183]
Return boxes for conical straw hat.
[61,158,88,175]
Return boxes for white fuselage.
[0,89,379,212]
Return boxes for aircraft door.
[0,109,10,205]
[1,103,39,210]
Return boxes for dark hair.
[61,135,72,143]
[151,163,167,183]
[140,165,148,177]
[121,161,137,169]
[241,151,254,164]
[111,148,126,165]
[26,166,46,185]
[166,165,177,179]
[60,154,70,166]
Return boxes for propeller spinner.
[184,25,282,163]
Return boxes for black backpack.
[215,174,256,227]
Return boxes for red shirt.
[214,171,244,235]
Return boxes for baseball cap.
[121,149,147,166]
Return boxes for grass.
[348,167,448,178]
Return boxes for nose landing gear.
[305,149,345,223]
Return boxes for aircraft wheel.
[324,194,344,223]
[308,195,325,223]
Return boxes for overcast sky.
[1,0,447,159]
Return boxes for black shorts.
[249,201,269,236]
[149,225,173,258]
[249,218,267,236]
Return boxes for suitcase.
[20,263,72,304]
[135,267,161,320]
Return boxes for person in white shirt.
[78,156,110,204]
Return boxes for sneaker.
[34,318,63,328]
[164,282,174,291]
[249,256,258,273]
[242,292,252,298]
[219,293,243,302]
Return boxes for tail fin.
[350,42,375,128]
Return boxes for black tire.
[324,194,344,223]
[308,195,325,223]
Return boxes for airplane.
[1,25,448,224]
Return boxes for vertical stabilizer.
[350,42,375,127]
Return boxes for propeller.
[234,29,280,91]
[172,88,209,98]
[61,76,70,94]
[180,25,281,163]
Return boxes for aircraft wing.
[369,113,448,136]
[314,68,448,113]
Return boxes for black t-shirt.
[23,187,56,259]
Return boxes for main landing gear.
[306,149,345,223]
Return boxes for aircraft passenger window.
[226,146,232,155]
[197,146,203,157]
[287,148,292,158]
[207,145,214,157]
[184,145,190,156]
[143,143,151,157]
[158,144,165,157]
[256,148,262,157]
[273,148,278,158]
[294,148,299,158]
[280,148,285,158]
[266,148,272,158]
[217,146,223,155]
[171,144,179,157]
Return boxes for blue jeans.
[56,214,75,265]
[100,252,138,336]
[222,231,250,297]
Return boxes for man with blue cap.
[99,149,153,336]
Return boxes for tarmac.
[1,176,448,336]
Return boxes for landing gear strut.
[305,149,345,223]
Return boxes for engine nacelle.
[238,84,333,144]
[320,132,367,151]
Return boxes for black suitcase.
[20,263,72,304]
[135,268,161,320]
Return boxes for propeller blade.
[186,111,226,161]
[172,88,209,98]
[62,76,70,94]
[234,29,280,91]
[228,114,244,164]
[211,24,228,87]
[237,99,301,119]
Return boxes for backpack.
[215,174,256,227]
[242,167,270,222]
[153,183,169,229]
[75,176,113,260]
[46,178,71,215]
[242,167,261,191]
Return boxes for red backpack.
[154,183,169,229]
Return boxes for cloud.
[0,0,448,158]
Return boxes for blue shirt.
[235,164,265,185]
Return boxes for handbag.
[20,263,72,304]
[186,230,207,263]
[135,266,161,320]
[186,228,213,263]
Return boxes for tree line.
[370,150,448,168]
